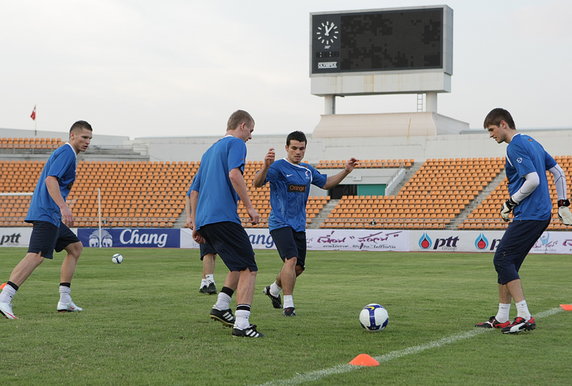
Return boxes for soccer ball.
[359,303,389,332]
[111,253,124,264]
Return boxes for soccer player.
[475,108,572,334]
[253,131,358,316]
[190,109,264,338]
[185,186,217,294]
[0,121,93,319]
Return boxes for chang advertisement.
[78,228,180,248]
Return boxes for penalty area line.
[259,307,563,386]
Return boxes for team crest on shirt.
[288,184,306,193]
[516,157,522,163]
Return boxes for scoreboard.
[310,5,453,96]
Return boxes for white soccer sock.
[235,309,250,330]
[495,303,511,323]
[59,285,72,304]
[515,300,531,320]
[0,284,16,304]
[269,282,281,297]
[283,295,294,309]
[213,292,231,310]
[205,274,214,284]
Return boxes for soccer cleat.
[209,308,235,327]
[0,302,17,319]
[263,286,282,309]
[475,316,511,329]
[199,282,217,295]
[57,300,83,312]
[232,324,264,338]
[501,316,536,334]
[283,307,296,317]
[205,282,217,295]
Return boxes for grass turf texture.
[0,247,571,385]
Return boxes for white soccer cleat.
[57,300,84,313]
[0,301,17,319]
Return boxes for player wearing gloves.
[475,108,571,334]
[557,199,572,225]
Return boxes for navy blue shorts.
[199,242,217,260]
[270,227,307,270]
[198,222,257,272]
[28,221,80,260]
[493,219,550,284]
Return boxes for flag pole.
[31,105,37,136]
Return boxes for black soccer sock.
[6,281,19,291]
[221,286,234,297]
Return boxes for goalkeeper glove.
[558,199,572,225]
[500,197,518,222]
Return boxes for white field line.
[260,307,563,385]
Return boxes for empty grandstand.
[1,143,571,231]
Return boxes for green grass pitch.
[0,247,571,385]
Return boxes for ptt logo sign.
[0,232,22,246]
[418,233,459,250]
[474,233,502,251]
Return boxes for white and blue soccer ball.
[111,253,124,264]
[359,303,389,332]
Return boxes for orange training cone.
[0,282,5,290]
[349,354,379,367]
[560,304,572,311]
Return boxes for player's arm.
[323,158,358,190]
[253,147,275,187]
[45,175,73,226]
[184,194,193,229]
[189,189,205,243]
[229,168,260,224]
[500,172,539,221]
[549,164,572,225]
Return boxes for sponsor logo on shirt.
[288,184,306,193]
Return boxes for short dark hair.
[227,110,254,131]
[483,108,515,129]
[286,131,307,146]
[69,120,93,134]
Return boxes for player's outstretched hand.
[558,199,572,225]
[345,158,359,172]
[500,197,518,222]
[264,148,275,168]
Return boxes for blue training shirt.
[191,136,247,230]
[506,133,556,221]
[26,143,77,226]
[264,158,327,232]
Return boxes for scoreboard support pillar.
[324,95,336,115]
[426,92,438,113]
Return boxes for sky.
[1,0,571,138]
